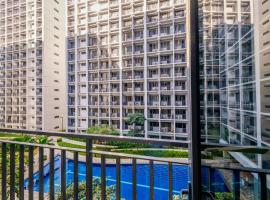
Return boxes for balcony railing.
[0,128,189,200]
[0,129,269,200]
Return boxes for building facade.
[0,0,66,131]
[67,0,190,140]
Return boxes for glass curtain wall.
[199,0,270,198]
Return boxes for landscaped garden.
[56,123,188,158]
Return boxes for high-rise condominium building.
[0,0,66,131]
[67,0,190,140]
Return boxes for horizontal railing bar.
[0,139,78,152]
[201,142,270,153]
[0,128,189,147]
[203,162,270,174]
[1,128,269,152]
[0,139,188,165]
[92,150,189,164]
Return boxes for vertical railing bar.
[208,167,213,192]
[1,142,7,200]
[61,150,66,200]
[10,143,15,200]
[86,139,93,200]
[149,160,154,200]
[116,157,121,200]
[49,149,55,200]
[168,162,173,200]
[19,145,25,200]
[259,172,267,200]
[74,151,79,200]
[132,158,137,200]
[39,147,44,200]
[233,170,240,200]
[28,146,34,200]
[101,155,106,200]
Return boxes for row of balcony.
[69,9,185,26]
[68,99,186,106]
[69,121,187,134]
[69,85,187,93]
[69,111,187,120]
[68,0,184,10]
[74,75,185,82]
[69,41,185,50]
[68,36,185,49]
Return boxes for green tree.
[126,113,145,137]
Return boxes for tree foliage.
[126,113,145,126]
[126,113,145,137]
[56,178,116,200]
[87,125,119,136]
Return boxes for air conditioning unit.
[161,74,169,77]
[176,101,183,106]
[161,114,168,119]
[153,127,159,132]
[161,47,168,51]
[161,127,168,132]
[153,114,159,118]
[161,102,167,106]
[153,102,159,106]
[176,115,182,120]
[161,87,168,90]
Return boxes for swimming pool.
[25,156,228,200]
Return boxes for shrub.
[13,135,35,143]
[215,192,233,200]
[55,178,116,200]
[35,136,52,144]
[87,125,119,136]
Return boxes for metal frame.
[0,129,269,200]
[190,0,201,198]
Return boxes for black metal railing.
[0,128,269,200]
[0,128,189,200]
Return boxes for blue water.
[25,156,228,200]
